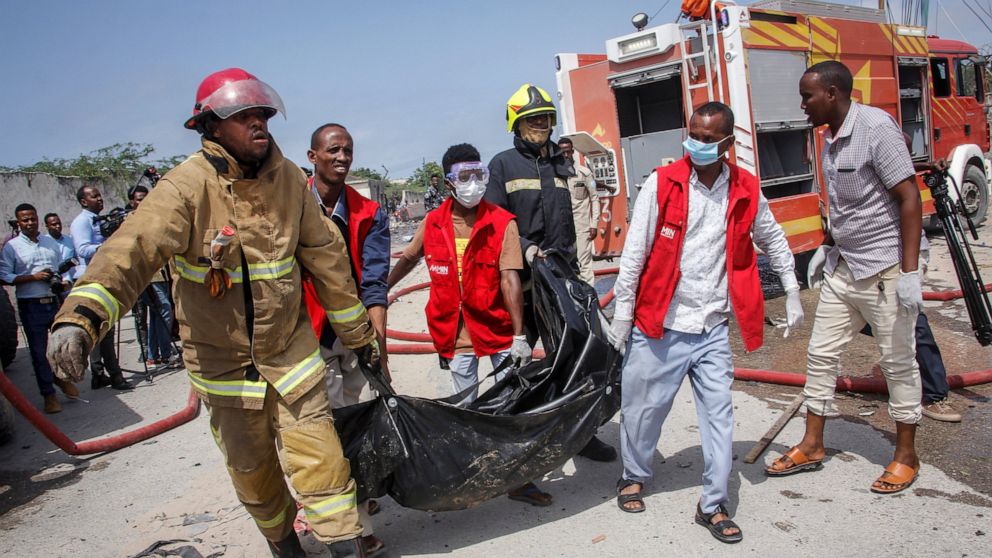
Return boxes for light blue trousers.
[449,350,510,406]
[620,323,734,514]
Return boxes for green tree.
[1,142,186,181]
[350,166,384,181]
[406,160,443,193]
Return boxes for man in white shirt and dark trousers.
[608,102,802,543]
[0,204,80,413]
[69,185,131,390]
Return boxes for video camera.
[48,257,79,294]
[923,169,992,346]
[92,206,134,238]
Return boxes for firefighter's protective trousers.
[207,381,361,543]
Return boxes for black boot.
[109,372,133,390]
[327,537,366,558]
[578,435,617,462]
[91,372,111,390]
[268,531,306,558]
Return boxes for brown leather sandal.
[870,461,919,494]
[765,447,824,477]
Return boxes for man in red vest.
[388,143,551,507]
[607,102,803,543]
[304,123,391,555]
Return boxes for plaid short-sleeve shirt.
[822,102,915,280]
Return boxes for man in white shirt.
[608,102,802,544]
[0,204,79,412]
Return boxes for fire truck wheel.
[960,164,988,226]
[0,288,17,369]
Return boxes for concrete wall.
[0,172,128,228]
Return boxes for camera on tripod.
[92,207,134,238]
[47,257,79,294]
[923,169,992,346]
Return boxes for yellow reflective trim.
[246,255,296,280]
[67,284,121,323]
[254,499,292,529]
[304,490,357,520]
[326,301,365,324]
[188,371,267,398]
[780,215,822,237]
[174,255,243,284]
[272,349,323,396]
[505,178,542,194]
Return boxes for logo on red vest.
[659,225,676,240]
[429,262,450,276]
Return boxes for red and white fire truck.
[554,0,991,258]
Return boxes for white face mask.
[453,178,486,208]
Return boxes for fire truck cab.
[554,0,991,258]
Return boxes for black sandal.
[616,478,645,513]
[694,503,742,544]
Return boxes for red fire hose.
[922,283,992,301]
[0,369,200,456]
[385,267,992,391]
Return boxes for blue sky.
[1,0,987,178]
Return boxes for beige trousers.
[571,196,595,285]
[803,259,922,424]
[206,382,362,543]
[320,338,374,535]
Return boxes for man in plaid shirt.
[767,61,924,495]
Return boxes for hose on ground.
[385,268,992,392]
[0,368,200,456]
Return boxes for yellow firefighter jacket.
[53,138,374,409]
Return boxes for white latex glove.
[896,270,923,315]
[783,288,804,338]
[807,245,827,289]
[524,245,545,265]
[508,335,532,367]
[46,325,92,382]
[608,318,632,351]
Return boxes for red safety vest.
[633,156,765,351]
[424,198,516,358]
[303,183,380,339]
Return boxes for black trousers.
[861,312,948,403]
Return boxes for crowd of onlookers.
[1,174,180,413]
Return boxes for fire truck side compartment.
[612,68,686,211]
[747,48,815,199]
[897,58,931,161]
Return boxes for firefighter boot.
[327,537,366,558]
[267,531,306,558]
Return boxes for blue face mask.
[682,135,732,166]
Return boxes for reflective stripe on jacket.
[54,138,374,409]
[484,136,579,277]
[633,157,765,351]
[423,198,516,358]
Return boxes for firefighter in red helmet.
[47,68,376,558]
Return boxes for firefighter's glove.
[783,288,804,338]
[524,245,546,265]
[205,265,232,299]
[355,338,381,370]
[896,270,924,316]
[47,325,92,382]
[806,245,828,289]
[608,318,632,352]
[509,335,532,368]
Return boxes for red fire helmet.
[184,68,286,129]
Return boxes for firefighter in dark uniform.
[484,83,617,464]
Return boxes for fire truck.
[554,0,991,259]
